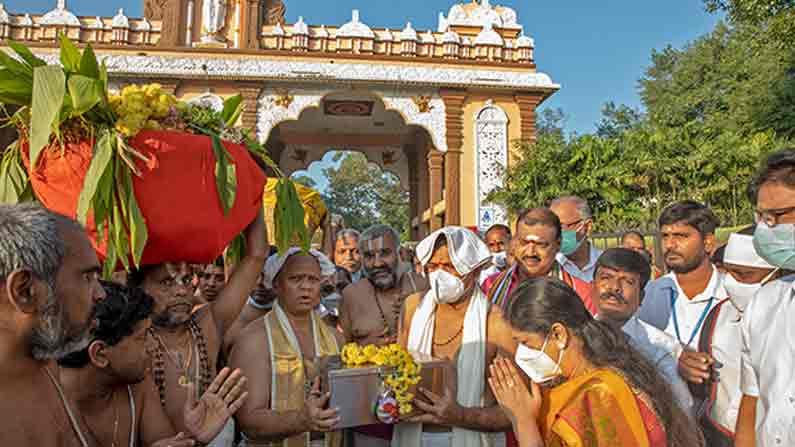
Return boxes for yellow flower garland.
[341,343,422,415]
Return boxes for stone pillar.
[514,93,543,143]
[405,145,420,241]
[151,0,186,47]
[238,83,262,130]
[440,88,466,226]
[242,0,261,49]
[428,149,444,231]
[444,149,461,225]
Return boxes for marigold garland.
[341,343,421,415]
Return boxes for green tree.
[704,0,795,47]
[490,11,794,232]
[322,151,410,239]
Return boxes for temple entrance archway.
[259,88,446,240]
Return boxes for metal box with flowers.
[319,344,447,429]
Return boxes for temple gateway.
[0,0,558,239]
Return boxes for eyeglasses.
[754,206,795,227]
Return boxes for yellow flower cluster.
[341,343,422,415]
[109,83,178,137]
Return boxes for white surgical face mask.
[492,251,508,269]
[428,269,466,304]
[514,334,565,384]
[723,273,761,305]
[723,269,777,306]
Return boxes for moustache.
[522,255,541,263]
[664,250,682,258]
[368,267,394,276]
[165,300,193,311]
[600,291,627,304]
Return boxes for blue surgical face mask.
[753,222,795,269]
[560,227,585,256]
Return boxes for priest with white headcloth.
[396,227,517,447]
[230,247,344,447]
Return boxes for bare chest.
[0,383,95,447]
[350,282,413,341]
[79,390,134,447]
[154,317,220,432]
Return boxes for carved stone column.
[242,0,261,49]
[405,144,420,241]
[428,149,444,231]
[238,83,262,130]
[514,93,544,143]
[440,88,466,226]
[148,0,185,47]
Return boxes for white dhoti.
[208,419,236,447]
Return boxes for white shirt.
[622,316,694,413]
[707,296,747,433]
[663,268,726,351]
[555,243,603,282]
[740,276,795,447]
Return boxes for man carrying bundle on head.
[230,247,343,447]
[127,207,267,447]
[396,226,516,447]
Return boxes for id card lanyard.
[669,278,719,346]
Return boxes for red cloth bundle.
[24,130,266,265]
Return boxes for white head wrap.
[724,233,774,269]
[415,226,491,276]
[264,247,336,288]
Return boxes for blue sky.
[9,0,721,190]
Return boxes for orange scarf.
[540,368,664,447]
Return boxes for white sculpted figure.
[201,0,226,42]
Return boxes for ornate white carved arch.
[255,87,448,152]
[280,144,409,190]
[475,100,509,232]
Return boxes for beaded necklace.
[152,315,212,407]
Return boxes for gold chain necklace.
[153,330,195,387]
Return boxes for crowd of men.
[2,147,795,446]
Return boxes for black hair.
[515,207,562,241]
[658,200,719,238]
[711,244,726,265]
[594,248,652,291]
[485,224,512,239]
[507,277,704,447]
[127,264,161,289]
[620,230,645,246]
[748,148,795,203]
[212,256,225,268]
[58,281,154,369]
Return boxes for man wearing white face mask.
[689,229,778,446]
[735,148,795,447]
[397,227,516,447]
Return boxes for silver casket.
[319,351,448,429]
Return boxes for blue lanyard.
[669,288,715,346]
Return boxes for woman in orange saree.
[488,278,703,447]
